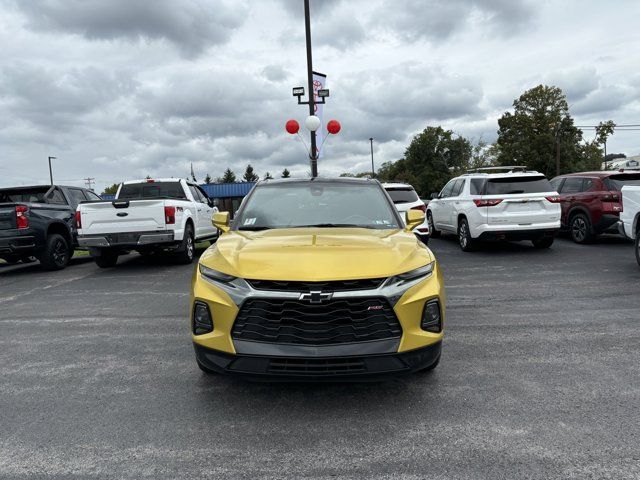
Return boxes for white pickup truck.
[620,186,640,266]
[77,178,218,267]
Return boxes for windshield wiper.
[293,223,374,229]
[237,226,271,231]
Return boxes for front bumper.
[194,341,441,381]
[78,231,175,248]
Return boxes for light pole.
[48,156,56,185]
[369,138,375,177]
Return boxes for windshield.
[385,187,419,204]
[604,174,640,190]
[485,176,553,195]
[118,182,187,200]
[234,182,401,230]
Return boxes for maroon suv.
[551,171,640,243]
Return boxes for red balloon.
[327,119,341,135]
[285,119,299,134]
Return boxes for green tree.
[377,126,472,196]
[102,183,119,195]
[243,164,259,182]
[281,168,291,178]
[595,120,616,163]
[496,85,596,177]
[220,168,236,183]
[263,172,273,180]
[204,173,212,184]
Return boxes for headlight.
[386,262,434,287]
[199,264,237,285]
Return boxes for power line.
[84,177,95,191]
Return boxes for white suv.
[382,182,430,243]
[426,168,561,251]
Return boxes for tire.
[197,359,219,375]
[458,218,476,252]
[175,223,195,264]
[427,211,440,238]
[39,233,71,270]
[569,213,593,244]
[635,233,640,267]
[94,249,119,268]
[532,236,554,249]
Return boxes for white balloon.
[305,115,321,132]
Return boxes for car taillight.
[411,204,426,212]
[474,199,503,207]
[75,210,82,229]
[15,205,29,229]
[602,192,620,202]
[545,196,561,203]
[164,206,176,224]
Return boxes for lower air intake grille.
[232,297,401,345]
[268,357,366,375]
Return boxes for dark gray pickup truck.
[0,185,102,270]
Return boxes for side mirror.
[405,209,425,231]
[212,211,230,233]
[430,192,439,200]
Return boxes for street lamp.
[48,156,57,185]
[369,138,375,177]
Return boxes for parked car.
[427,167,561,251]
[192,177,444,380]
[550,171,640,243]
[0,184,101,270]
[382,182,430,244]
[619,186,640,266]
[77,179,218,268]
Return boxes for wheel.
[532,236,554,249]
[427,211,440,238]
[93,249,119,268]
[458,218,476,252]
[175,223,195,264]
[569,213,593,244]
[197,359,219,375]
[39,233,71,270]
[635,233,640,267]
[418,354,440,373]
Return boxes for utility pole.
[48,156,56,185]
[84,177,95,191]
[369,138,375,177]
[304,0,317,178]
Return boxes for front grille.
[232,297,402,345]
[268,357,366,375]
[247,278,385,292]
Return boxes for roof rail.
[466,166,529,174]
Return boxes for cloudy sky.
[1,0,639,191]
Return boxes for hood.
[200,227,434,281]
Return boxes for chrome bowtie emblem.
[299,290,333,304]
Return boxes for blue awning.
[200,182,256,198]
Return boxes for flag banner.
[313,71,326,158]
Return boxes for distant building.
[200,182,256,216]
[603,155,640,171]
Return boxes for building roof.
[200,182,256,198]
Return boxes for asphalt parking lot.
[1,235,639,479]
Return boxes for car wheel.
[94,249,119,268]
[635,233,640,267]
[569,213,593,244]
[427,211,440,238]
[458,218,475,252]
[39,233,71,270]
[175,224,195,264]
[532,236,554,249]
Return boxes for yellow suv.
[191,178,445,380]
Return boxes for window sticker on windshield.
[243,218,256,226]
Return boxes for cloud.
[546,67,599,103]
[262,64,291,83]
[9,0,247,57]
